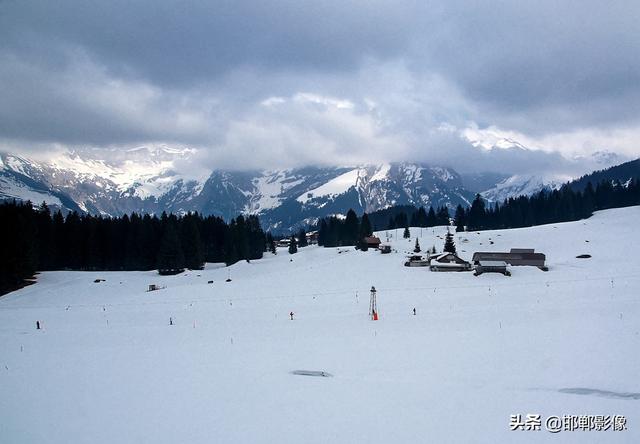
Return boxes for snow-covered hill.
[1,206,638,443]
[480,174,567,203]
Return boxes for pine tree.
[288,235,298,254]
[343,209,360,245]
[403,226,410,238]
[443,229,456,254]
[182,214,205,270]
[454,204,466,232]
[426,207,437,227]
[318,219,328,246]
[297,228,308,247]
[413,238,421,253]
[468,194,486,230]
[157,219,185,274]
[359,213,373,238]
[266,232,276,254]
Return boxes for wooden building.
[428,252,472,272]
[364,236,382,249]
[472,248,546,268]
[404,255,429,267]
[474,260,510,276]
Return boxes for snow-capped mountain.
[4,148,631,231]
[480,174,567,203]
[0,151,476,231]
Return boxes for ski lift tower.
[369,286,378,320]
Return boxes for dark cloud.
[0,0,639,174]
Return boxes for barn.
[428,252,472,272]
[472,248,546,269]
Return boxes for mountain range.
[1,147,635,232]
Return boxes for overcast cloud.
[1,0,639,174]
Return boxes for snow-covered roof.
[478,261,507,267]
[431,262,468,268]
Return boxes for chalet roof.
[364,236,381,244]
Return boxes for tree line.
[315,178,640,249]
[454,179,640,231]
[0,201,267,294]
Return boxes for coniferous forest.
[0,203,267,294]
[2,177,639,294]
[317,179,640,247]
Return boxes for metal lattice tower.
[369,286,378,320]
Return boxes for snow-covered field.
[1,207,639,443]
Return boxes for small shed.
[364,236,382,249]
[429,252,472,272]
[404,255,429,267]
[306,231,319,245]
[474,261,510,276]
[379,244,392,254]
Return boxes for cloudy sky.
[1,0,639,174]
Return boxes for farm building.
[472,248,546,268]
[364,236,382,249]
[306,231,319,245]
[474,261,510,276]
[404,255,429,267]
[428,252,472,272]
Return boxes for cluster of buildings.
[276,231,319,248]
[406,248,547,276]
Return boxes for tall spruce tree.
[288,235,298,254]
[359,213,373,239]
[443,230,456,254]
[343,209,360,245]
[297,228,308,247]
[157,219,185,274]
[454,204,466,232]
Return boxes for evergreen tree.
[317,219,328,246]
[413,238,421,253]
[182,214,205,270]
[454,204,466,232]
[426,207,437,227]
[403,227,410,238]
[343,209,360,245]
[415,207,428,227]
[387,216,396,230]
[297,228,308,247]
[359,213,373,239]
[288,235,298,254]
[157,219,185,274]
[266,232,276,254]
[468,194,486,230]
[443,230,456,254]
[436,206,450,225]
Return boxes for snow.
[370,163,391,182]
[297,168,361,203]
[247,171,304,212]
[481,174,568,202]
[0,176,63,208]
[1,206,640,443]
